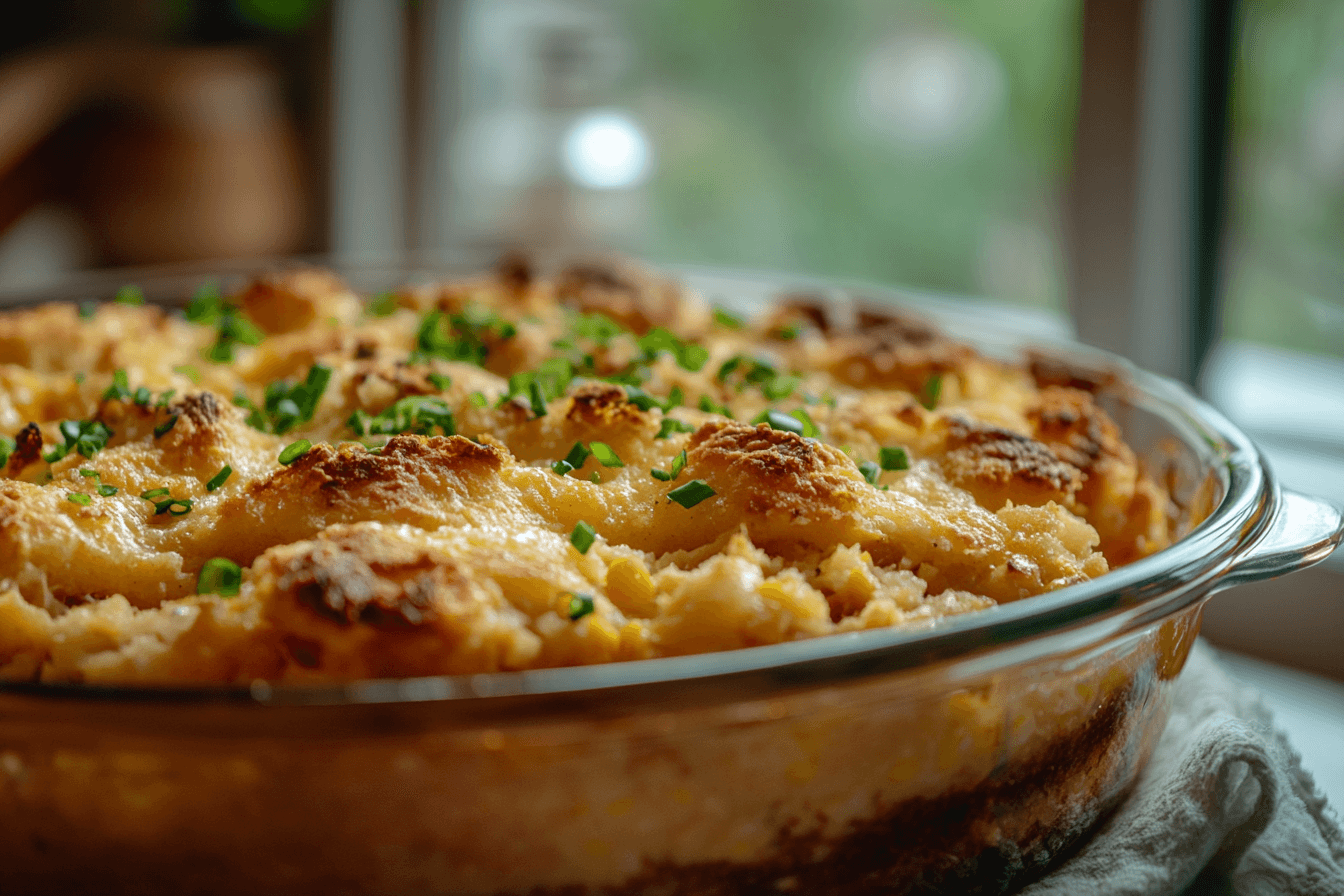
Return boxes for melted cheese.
[0,261,1172,683]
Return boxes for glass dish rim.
[0,256,1275,709]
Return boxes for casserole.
[0,260,1339,895]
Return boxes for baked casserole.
[0,257,1173,685]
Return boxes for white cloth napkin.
[1019,640,1344,896]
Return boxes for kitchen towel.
[1019,640,1344,896]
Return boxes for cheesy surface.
[0,260,1171,683]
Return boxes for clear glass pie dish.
[0,259,1339,896]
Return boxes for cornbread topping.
[0,259,1171,683]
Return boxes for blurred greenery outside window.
[1224,0,1344,358]
[608,0,1079,315]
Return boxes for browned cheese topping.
[0,259,1172,683]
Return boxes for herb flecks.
[667,479,715,508]
[279,440,312,465]
[570,521,597,554]
[44,419,113,463]
[347,396,455,438]
[198,558,243,597]
[410,306,516,366]
[206,465,233,491]
[566,592,596,620]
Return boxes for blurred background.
[0,0,1339,677]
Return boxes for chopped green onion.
[656,418,696,439]
[921,373,943,411]
[667,479,715,508]
[698,395,732,417]
[551,460,574,477]
[185,283,224,323]
[154,415,179,438]
[566,592,595,620]
[468,391,488,408]
[858,461,881,485]
[774,323,802,340]
[44,419,114,462]
[879,447,909,471]
[206,465,233,491]
[67,492,92,506]
[140,488,170,500]
[756,409,805,435]
[114,285,145,306]
[160,498,193,516]
[527,381,548,419]
[279,440,312,465]
[589,441,624,468]
[103,369,132,402]
[623,386,662,411]
[713,308,744,329]
[366,291,399,317]
[79,468,99,478]
[97,484,117,497]
[197,557,242,597]
[564,441,592,469]
[427,372,452,391]
[570,521,596,554]
[173,365,202,383]
[0,435,12,468]
[652,449,688,482]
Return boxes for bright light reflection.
[563,111,650,189]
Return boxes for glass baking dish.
[0,260,1339,895]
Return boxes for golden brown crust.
[0,262,1172,683]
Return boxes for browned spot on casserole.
[566,383,650,430]
[937,416,1081,511]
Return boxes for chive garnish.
[563,442,592,469]
[97,484,117,496]
[566,592,595,620]
[468,391,488,408]
[756,409,805,435]
[858,461,881,485]
[279,440,312,465]
[162,498,193,516]
[667,479,715,508]
[427,372,452,391]
[140,488,170,500]
[154,415,179,438]
[713,308,744,329]
[551,460,574,477]
[570,521,596,554]
[921,374,943,411]
[367,291,399,317]
[206,465,233,491]
[67,492,92,506]
[589,441,623,468]
[527,381,548,419]
[879,447,909,471]
[44,419,113,462]
[114,285,145,306]
[656,418,696,439]
[651,450,688,482]
[79,468,99,478]
[197,557,242,597]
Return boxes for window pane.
[1223,0,1344,358]
[452,0,1080,313]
